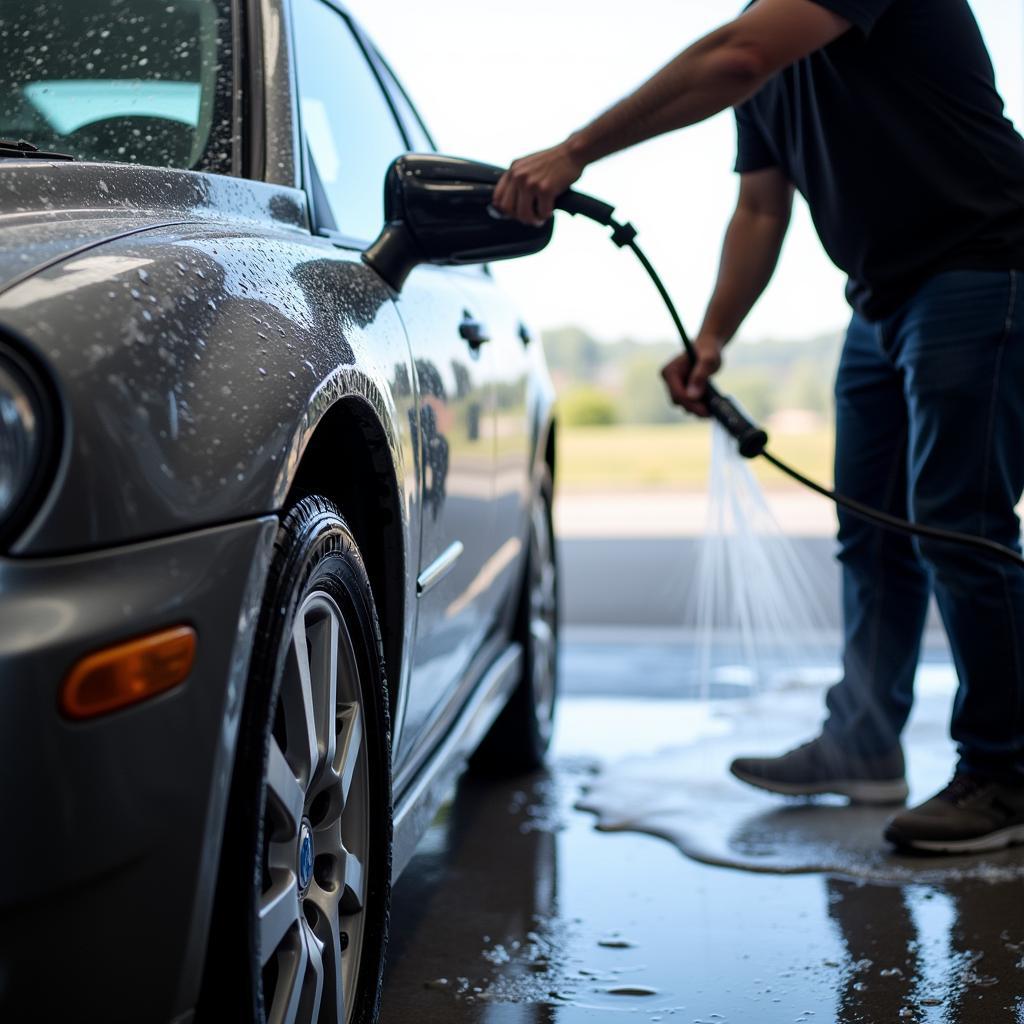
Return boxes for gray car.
[0,2,559,1022]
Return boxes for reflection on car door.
[394,268,502,764]
[453,272,532,626]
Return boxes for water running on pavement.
[577,671,1024,884]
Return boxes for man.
[493,0,1024,853]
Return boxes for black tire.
[200,497,391,1024]
[470,467,559,776]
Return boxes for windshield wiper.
[0,138,74,161]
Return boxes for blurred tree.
[540,327,842,424]
[540,326,603,383]
[718,366,777,421]
[560,386,618,426]
[620,353,679,424]
[778,360,831,415]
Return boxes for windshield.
[0,0,235,172]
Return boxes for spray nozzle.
[705,386,769,459]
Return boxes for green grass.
[557,423,835,491]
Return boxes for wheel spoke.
[339,849,365,914]
[530,617,555,653]
[260,870,300,967]
[266,737,305,837]
[299,920,325,1024]
[528,495,558,738]
[335,703,363,807]
[267,918,308,1024]
[312,815,343,859]
[310,899,345,1024]
[541,562,557,604]
[282,617,319,786]
[307,607,340,778]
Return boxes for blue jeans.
[824,270,1024,782]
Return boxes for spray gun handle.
[554,189,618,226]
[705,384,769,459]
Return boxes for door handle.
[459,312,490,350]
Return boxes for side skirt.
[391,642,523,879]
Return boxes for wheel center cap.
[297,820,314,893]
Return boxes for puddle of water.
[576,685,1024,885]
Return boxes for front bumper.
[0,516,276,1023]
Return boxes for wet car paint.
[382,645,1024,1023]
[0,517,276,1017]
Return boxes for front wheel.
[202,497,391,1024]
[471,467,559,775]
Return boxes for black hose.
[556,188,1024,570]
[760,452,1024,568]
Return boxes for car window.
[292,0,408,243]
[0,0,234,173]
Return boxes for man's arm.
[662,168,794,416]
[492,0,848,223]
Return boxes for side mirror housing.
[363,154,554,291]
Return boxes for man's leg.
[885,270,1024,851]
[730,314,928,803]
[823,313,932,755]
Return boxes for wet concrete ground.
[382,636,1024,1023]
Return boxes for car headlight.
[0,351,47,536]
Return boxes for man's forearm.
[568,31,767,165]
[699,204,790,345]
[567,0,850,167]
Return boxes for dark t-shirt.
[735,0,1024,321]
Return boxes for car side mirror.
[363,154,554,292]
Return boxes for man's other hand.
[492,142,585,225]
[661,335,725,417]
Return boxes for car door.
[389,261,503,769]
[289,0,502,770]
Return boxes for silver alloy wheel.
[529,492,558,744]
[260,591,370,1024]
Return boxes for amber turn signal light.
[60,625,197,720]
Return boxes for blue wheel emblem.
[298,822,314,891]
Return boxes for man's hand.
[492,141,586,225]
[661,335,725,417]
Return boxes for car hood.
[0,160,308,295]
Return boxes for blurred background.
[347,0,1024,639]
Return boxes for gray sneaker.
[884,773,1024,853]
[729,735,909,805]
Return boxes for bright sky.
[347,1,1024,344]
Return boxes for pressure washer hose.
[554,188,1024,569]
